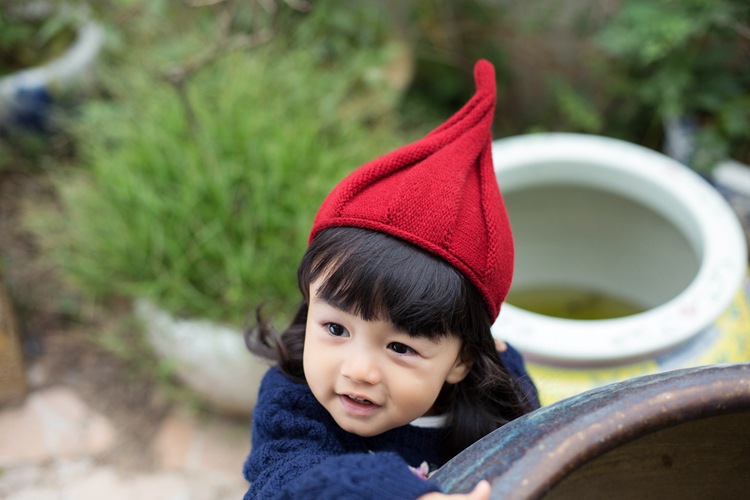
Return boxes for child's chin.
[334,417,393,438]
[338,421,381,437]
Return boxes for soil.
[0,166,172,473]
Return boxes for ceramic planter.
[491,133,750,404]
[135,300,269,416]
[433,363,750,498]
[0,9,104,129]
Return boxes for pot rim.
[0,19,104,103]
[491,133,747,363]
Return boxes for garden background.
[0,0,748,496]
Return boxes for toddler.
[243,60,539,499]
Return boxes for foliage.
[595,0,750,170]
[28,1,416,328]
[397,0,510,128]
[547,77,603,134]
[25,0,750,332]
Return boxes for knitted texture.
[309,60,513,320]
[243,346,539,499]
[243,367,443,499]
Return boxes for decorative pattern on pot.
[135,299,269,416]
[491,133,750,405]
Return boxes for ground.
[0,160,252,499]
[0,166,172,474]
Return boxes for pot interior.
[504,182,701,320]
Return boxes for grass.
[28,28,417,329]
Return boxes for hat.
[309,60,513,320]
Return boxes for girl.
[243,60,539,499]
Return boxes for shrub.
[595,0,750,170]
[32,18,415,327]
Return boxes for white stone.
[0,387,116,467]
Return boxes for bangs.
[299,227,471,339]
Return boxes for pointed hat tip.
[309,58,511,320]
[474,59,496,94]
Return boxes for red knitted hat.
[309,60,513,320]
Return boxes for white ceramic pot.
[135,300,269,416]
[491,133,750,403]
[0,9,104,128]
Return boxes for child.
[243,60,539,499]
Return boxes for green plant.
[29,2,416,328]
[397,0,510,128]
[595,0,750,171]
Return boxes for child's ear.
[446,356,472,384]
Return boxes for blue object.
[2,86,54,132]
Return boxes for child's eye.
[388,342,417,356]
[326,323,349,337]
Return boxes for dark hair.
[246,226,534,459]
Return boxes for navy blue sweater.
[243,345,538,499]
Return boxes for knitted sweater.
[243,345,539,499]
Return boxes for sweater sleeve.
[248,452,440,500]
[243,368,441,500]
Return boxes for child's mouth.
[339,394,381,416]
[347,395,373,405]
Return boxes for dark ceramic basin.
[432,363,750,499]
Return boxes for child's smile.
[338,393,381,417]
[302,278,470,437]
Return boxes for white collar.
[410,414,447,429]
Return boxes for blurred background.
[0,0,748,498]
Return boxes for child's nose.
[341,349,382,385]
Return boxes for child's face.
[303,277,470,437]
